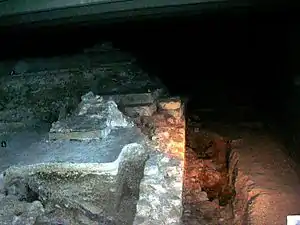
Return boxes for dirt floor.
[183,109,300,225]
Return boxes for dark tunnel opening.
[0,6,299,160]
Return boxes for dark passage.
[0,6,299,160]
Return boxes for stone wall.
[0,43,185,224]
[132,97,185,225]
[0,90,186,225]
[0,43,159,125]
[2,143,149,225]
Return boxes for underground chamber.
[1,9,300,225]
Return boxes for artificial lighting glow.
[287,215,300,225]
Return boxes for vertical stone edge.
[133,97,185,225]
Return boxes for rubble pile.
[182,114,241,225]
[0,43,185,225]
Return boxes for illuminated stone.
[158,97,181,110]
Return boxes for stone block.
[133,97,186,225]
[0,195,44,225]
[157,97,181,110]
[2,142,149,225]
[103,89,163,106]
[0,95,186,225]
[0,47,185,224]
[49,92,133,141]
[157,97,185,120]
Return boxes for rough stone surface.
[133,99,185,225]
[0,194,44,225]
[124,103,157,117]
[103,89,164,106]
[181,113,256,225]
[183,137,233,224]
[1,142,149,225]
[158,97,182,110]
[49,91,133,140]
[0,42,162,124]
[0,44,184,225]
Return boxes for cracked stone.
[49,92,133,140]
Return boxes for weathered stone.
[124,103,157,117]
[183,122,238,224]
[48,130,108,141]
[0,45,164,124]
[2,142,149,225]
[49,92,133,140]
[0,45,186,225]
[4,177,30,201]
[165,108,184,119]
[158,97,181,110]
[0,195,45,225]
[103,89,163,106]
[0,173,4,194]
[134,152,183,225]
[150,114,185,158]
[34,215,52,225]
[12,201,45,225]
[133,100,185,225]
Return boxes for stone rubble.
[0,95,186,225]
[49,91,133,140]
[0,43,186,225]
[0,43,160,125]
[0,42,240,225]
[0,194,45,225]
[181,115,238,225]
[0,142,149,225]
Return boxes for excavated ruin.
[0,42,245,225]
[0,43,187,225]
[1,16,300,224]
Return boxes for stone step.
[49,92,133,141]
[48,130,106,141]
[102,88,164,106]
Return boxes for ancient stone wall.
[133,97,185,225]
[0,43,158,125]
[0,43,185,225]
